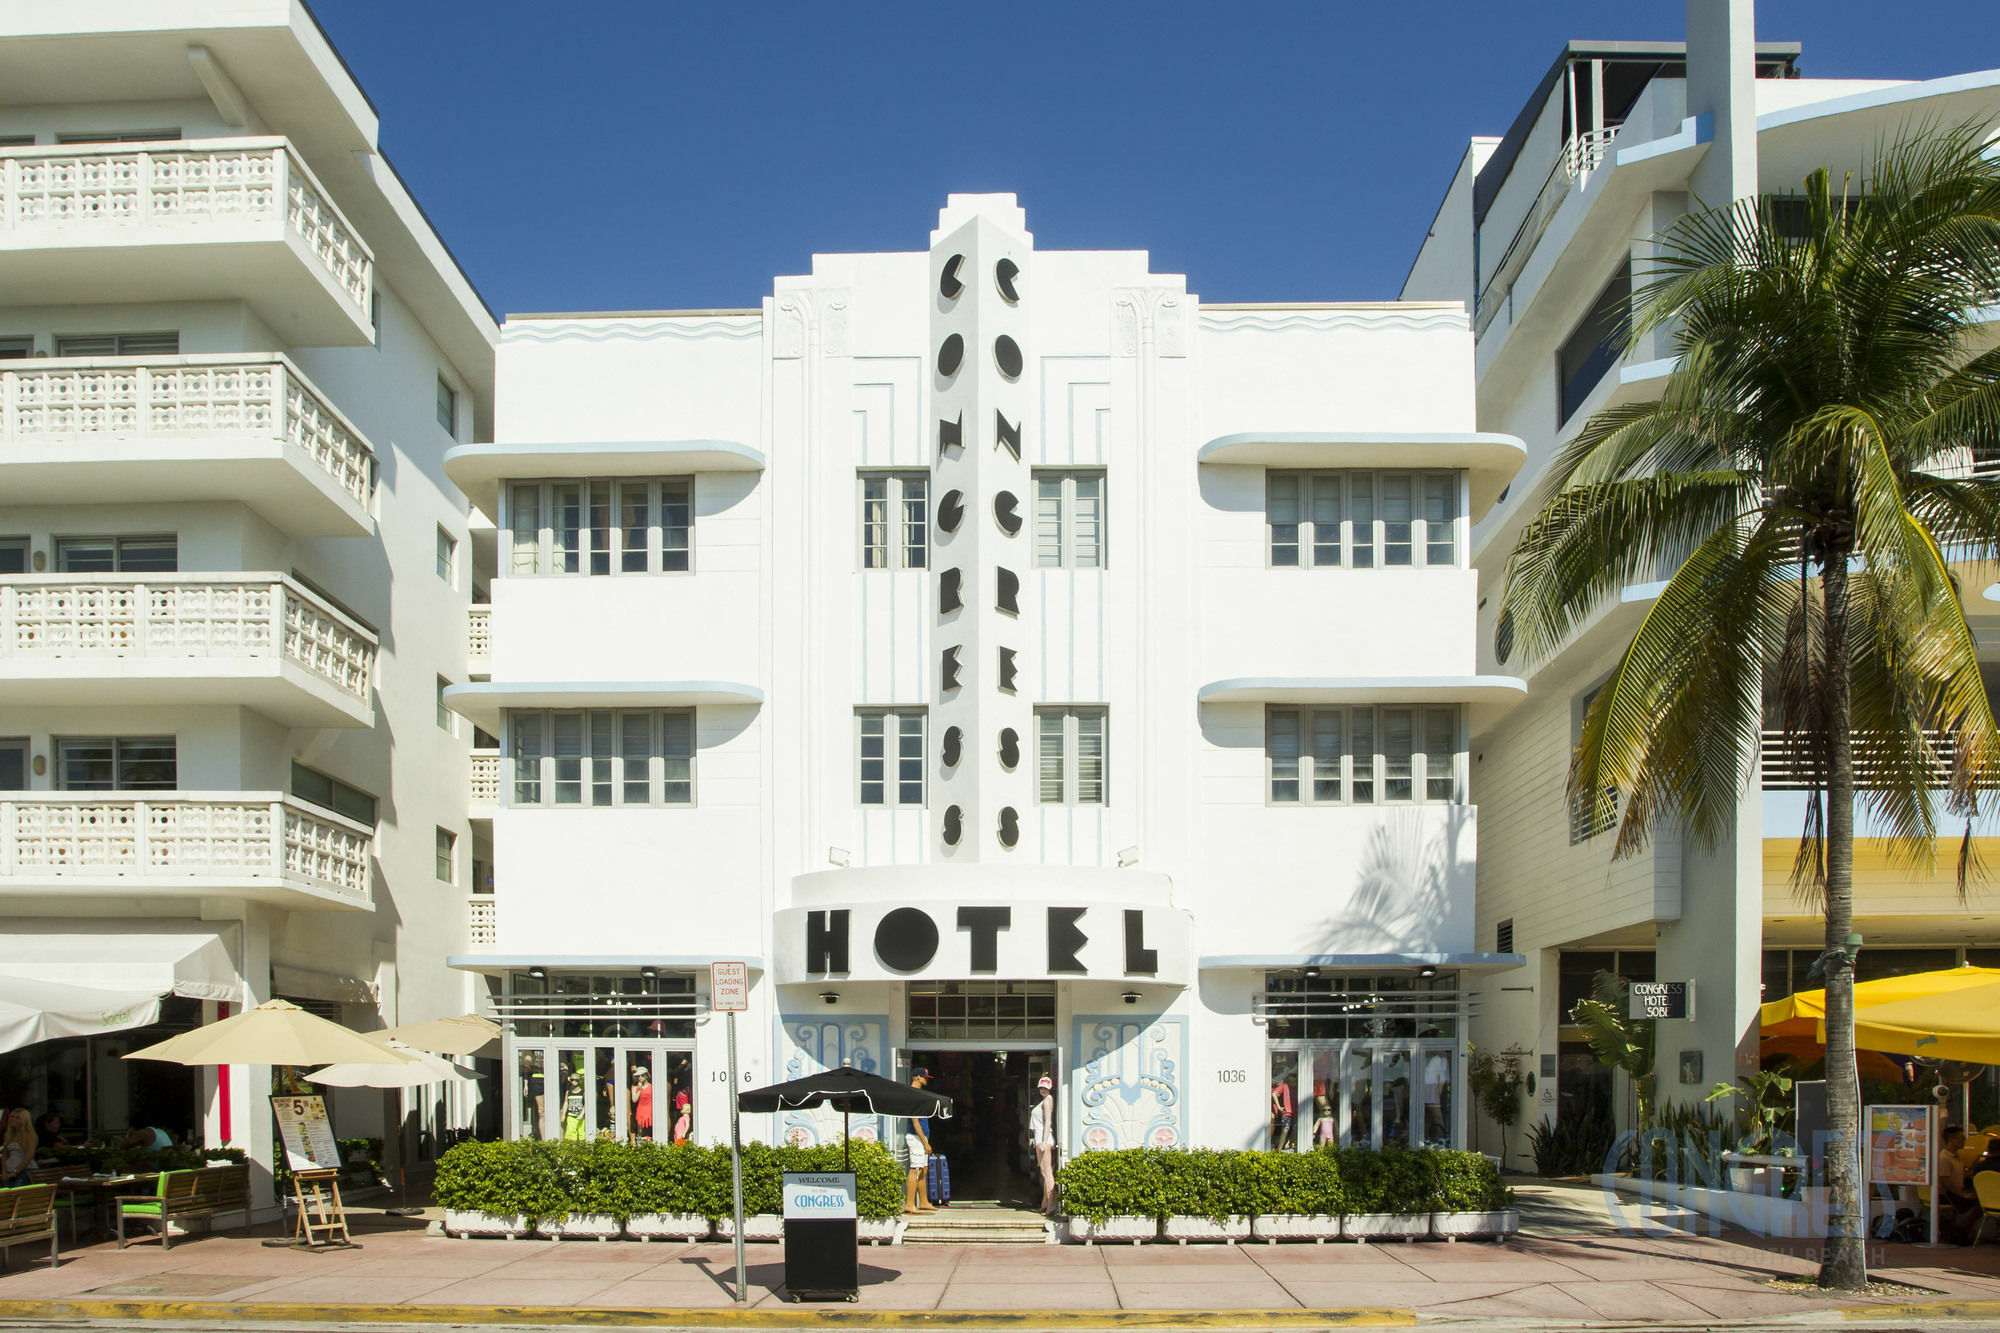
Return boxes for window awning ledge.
[1197,432,1526,520]
[443,680,763,733]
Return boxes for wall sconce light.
[828,847,851,868]
[1116,846,1140,868]
[1417,965,1438,980]
[1121,991,1141,1006]
[640,966,658,980]
[527,966,546,980]
[31,753,46,777]
[819,991,840,1006]
[1303,967,1320,979]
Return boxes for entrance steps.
[902,1205,1053,1244]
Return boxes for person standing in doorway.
[1030,1075,1057,1215]
[904,1069,935,1214]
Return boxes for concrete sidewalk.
[2,1184,1999,1325]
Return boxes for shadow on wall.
[1311,805,1473,955]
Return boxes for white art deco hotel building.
[448,194,1526,1183]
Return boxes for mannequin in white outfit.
[1029,1075,1057,1215]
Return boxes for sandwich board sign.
[271,1094,341,1171]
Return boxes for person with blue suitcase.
[928,1149,951,1206]
[903,1069,936,1213]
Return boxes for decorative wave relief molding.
[1199,305,1469,335]
[1071,1014,1187,1152]
[502,317,764,345]
[778,1015,889,1148]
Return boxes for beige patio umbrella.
[123,998,418,1067]
[376,1013,500,1057]
[306,1037,480,1089]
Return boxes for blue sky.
[309,1,2000,316]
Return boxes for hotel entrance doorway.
[903,1049,1053,1206]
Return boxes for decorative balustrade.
[0,138,373,312]
[468,605,491,661]
[0,793,372,904]
[470,750,501,804]
[0,573,375,703]
[469,895,497,948]
[0,354,376,507]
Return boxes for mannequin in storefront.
[1271,1075,1296,1150]
[562,1072,586,1140]
[672,1089,691,1143]
[1030,1076,1057,1215]
[629,1065,653,1141]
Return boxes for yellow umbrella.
[124,999,417,1067]
[1759,965,2000,1039]
[377,1013,500,1057]
[1845,982,2000,1064]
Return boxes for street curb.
[1843,1299,2000,1319]
[0,1300,1418,1328]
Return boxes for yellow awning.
[1759,965,2000,1038]
[1846,982,2000,1064]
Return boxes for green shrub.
[1426,1150,1513,1212]
[1333,1146,1434,1216]
[433,1139,564,1220]
[1056,1148,1166,1223]
[1154,1149,1244,1223]
[1527,1108,1617,1177]
[1257,1148,1345,1216]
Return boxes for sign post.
[712,962,749,1303]
[1627,981,1696,1020]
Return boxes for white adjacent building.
[451,193,1527,1187]
[0,1,496,1189]
[1402,9,2000,1157]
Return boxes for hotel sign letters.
[803,905,1160,977]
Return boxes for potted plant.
[1249,1148,1344,1243]
[1054,1150,1161,1244]
[535,1141,624,1240]
[1428,1149,1519,1240]
[1338,1147,1432,1241]
[436,1140,551,1238]
[622,1141,716,1241]
[712,1143,785,1242]
[1468,1047,1527,1167]
[1157,1149,1252,1243]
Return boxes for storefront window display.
[1261,971,1462,1151]
[498,971,697,1141]
[0,997,202,1145]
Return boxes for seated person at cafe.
[1939,1126,1981,1243]
[35,1111,68,1149]
[121,1119,175,1154]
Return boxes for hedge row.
[432,1139,905,1222]
[1056,1147,1512,1224]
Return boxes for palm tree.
[1499,125,2000,1291]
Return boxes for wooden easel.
[289,1168,351,1248]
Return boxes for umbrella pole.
[844,1109,851,1172]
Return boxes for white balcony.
[0,354,376,537]
[468,605,491,672]
[0,573,376,728]
[470,749,499,817]
[0,138,373,346]
[0,793,373,911]
[469,895,497,949]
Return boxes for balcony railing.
[0,138,372,313]
[468,605,491,662]
[1474,127,1620,338]
[0,354,376,508]
[470,750,500,805]
[0,573,376,703]
[1760,729,1953,791]
[0,793,372,904]
[469,895,496,949]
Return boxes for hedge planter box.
[858,1218,906,1246]
[715,1214,785,1243]
[1164,1215,1251,1245]
[1343,1213,1431,1242]
[625,1213,711,1242]
[1065,1215,1158,1245]
[535,1213,623,1241]
[1251,1213,1342,1244]
[443,1210,532,1240]
[1429,1210,1520,1241]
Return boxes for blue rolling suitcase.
[927,1153,951,1205]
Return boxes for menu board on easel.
[271,1094,342,1171]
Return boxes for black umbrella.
[738,1065,954,1169]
